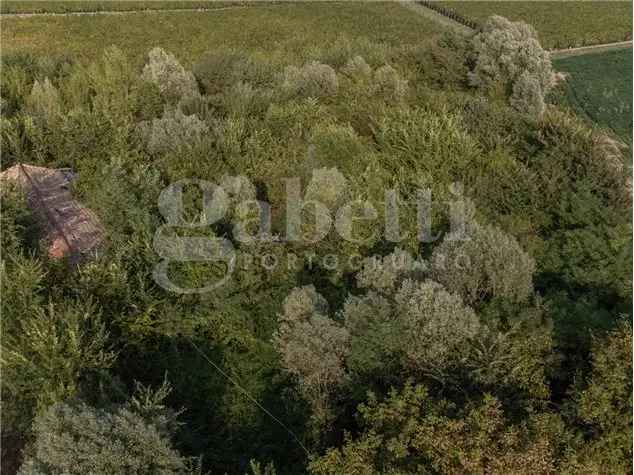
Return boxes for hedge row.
[417,1,480,31]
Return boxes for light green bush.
[280,61,338,99]
[344,278,481,378]
[19,399,190,475]
[305,166,348,209]
[372,65,408,101]
[272,286,349,421]
[138,108,209,155]
[23,77,61,126]
[341,55,372,80]
[469,15,555,116]
[510,70,546,116]
[2,299,115,431]
[431,222,535,305]
[395,279,481,376]
[355,248,422,294]
[142,47,198,101]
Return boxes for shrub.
[272,286,349,422]
[304,167,348,209]
[193,50,277,95]
[309,384,558,475]
[281,285,329,322]
[431,222,535,305]
[280,61,338,99]
[310,36,389,69]
[211,117,246,159]
[222,81,272,117]
[0,184,37,256]
[1,63,30,117]
[23,77,61,126]
[395,279,481,373]
[355,248,422,294]
[341,56,372,80]
[469,15,555,116]
[510,71,546,116]
[571,320,633,472]
[372,65,408,101]
[264,99,329,139]
[343,277,481,379]
[137,108,209,155]
[19,400,189,475]
[141,47,198,101]
[2,299,115,434]
[308,123,368,174]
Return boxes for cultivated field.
[436,1,632,48]
[554,47,633,143]
[1,2,444,64]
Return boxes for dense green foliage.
[553,47,633,144]
[1,5,631,474]
[436,1,633,49]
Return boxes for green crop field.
[0,1,240,14]
[553,47,633,143]
[436,1,632,49]
[1,2,444,65]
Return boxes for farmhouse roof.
[0,163,105,262]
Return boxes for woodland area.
[1,10,632,475]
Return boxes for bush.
[304,167,348,209]
[19,400,190,474]
[0,184,37,256]
[395,279,481,373]
[510,71,546,116]
[141,47,198,101]
[309,384,558,475]
[272,286,350,422]
[309,36,389,69]
[23,77,61,126]
[469,15,555,116]
[570,320,633,472]
[222,81,272,117]
[372,65,408,101]
[137,108,209,155]
[2,298,115,436]
[280,61,338,99]
[341,56,372,80]
[193,50,277,95]
[355,248,422,294]
[431,222,535,305]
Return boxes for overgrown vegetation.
[1,4,631,475]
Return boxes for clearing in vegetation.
[435,1,633,49]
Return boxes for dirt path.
[550,40,633,59]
